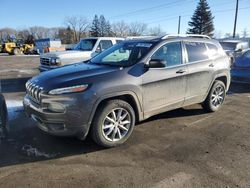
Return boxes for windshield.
[90,41,155,67]
[220,42,237,51]
[74,39,97,51]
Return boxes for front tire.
[202,80,226,112]
[91,100,135,148]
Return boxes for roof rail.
[162,34,211,40]
[126,36,157,40]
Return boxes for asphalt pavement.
[1,56,250,188]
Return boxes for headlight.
[50,58,61,64]
[49,85,88,95]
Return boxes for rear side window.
[185,42,208,62]
[206,43,219,58]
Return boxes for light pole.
[233,0,239,38]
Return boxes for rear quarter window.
[185,42,209,62]
[206,43,219,58]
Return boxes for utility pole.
[178,16,181,34]
[233,0,239,38]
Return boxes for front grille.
[40,58,59,66]
[26,82,43,103]
[41,58,51,66]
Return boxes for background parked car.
[231,49,250,83]
[0,84,8,138]
[39,37,124,71]
[219,40,249,65]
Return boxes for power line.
[145,6,250,25]
[125,0,240,24]
[109,0,194,19]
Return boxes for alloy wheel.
[102,108,131,142]
[211,85,225,107]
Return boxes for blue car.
[231,49,250,83]
[0,93,7,138]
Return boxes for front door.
[142,41,187,118]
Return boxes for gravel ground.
[1,55,250,188]
[0,55,39,79]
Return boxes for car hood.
[41,50,91,59]
[30,63,120,92]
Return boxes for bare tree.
[29,26,50,39]
[64,16,89,42]
[147,25,166,36]
[0,28,17,41]
[128,22,147,36]
[112,21,129,37]
[242,28,249,38]
[213,30,222,39]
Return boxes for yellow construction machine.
[1,40,34,55]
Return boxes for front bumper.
[23,94,91,138]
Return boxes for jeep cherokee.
[24,35,231,147]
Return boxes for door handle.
[176,69,186,74]
[209,63,214,67]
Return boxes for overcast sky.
[0,0,249,36]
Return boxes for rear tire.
[202,80,226,112]
[91,100,135,148]
[0,94,8,138]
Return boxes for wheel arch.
[88,91,143,127]
[203,72,230,102]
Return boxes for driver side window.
[96,40,113,53]
[151,42,183,67]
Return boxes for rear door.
[142,41,188,117]
[183,41,215,105]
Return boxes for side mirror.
[148,59,166,68]
[235,49,242,53]
[95,46,101,53]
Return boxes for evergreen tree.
[187,0,214,37]
[90,15,100,37]
[65,26,74,44]
[99,15,113,37]
[104,20,113,37]
[99,15,106,37]
[58,26,74,44]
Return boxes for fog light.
[47,103,65,113]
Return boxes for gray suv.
[23,35,231,147]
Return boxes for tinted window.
[243,50,250,59]
[206,43,219,57]
[185,42,208,62]
[98,40,113,52]
[220,42,237,51]
[74,39,97,51]
[152,42,182,67]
